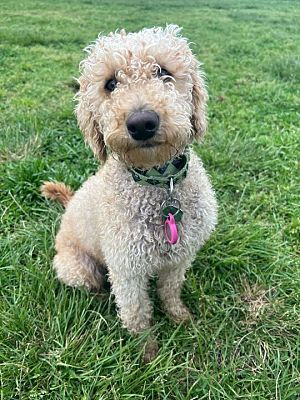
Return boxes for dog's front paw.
[143,338,159,363]
[165,302,192,324]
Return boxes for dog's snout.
[126,110,159,141]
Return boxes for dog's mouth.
[139,142,159,149]
[136,138,166,149]
[123,140,182,169]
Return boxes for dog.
[42,25,217,361]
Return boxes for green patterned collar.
[129,149,190,189]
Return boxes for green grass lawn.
[0,0,299,398]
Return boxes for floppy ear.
[190,59,208,141]
[75,76,107,163]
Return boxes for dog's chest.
[112,180,205,267]
[98,155,216,273]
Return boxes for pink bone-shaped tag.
[164,212,179,245]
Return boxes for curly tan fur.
[43,26,217,362]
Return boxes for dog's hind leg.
[54,246,105,291]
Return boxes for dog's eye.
[157,68,172,80]
[105,78,118,92]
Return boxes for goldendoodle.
[42,25,217,361]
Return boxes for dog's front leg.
[110,272,158,362]
[157,263,192,324]
[110,273,153,334]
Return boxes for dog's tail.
[41,181,74,208]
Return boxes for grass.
[0,0,299,398]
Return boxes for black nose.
[126,110,159,141]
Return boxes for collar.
[129,148,190,189]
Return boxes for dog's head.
[76,25,208,169]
